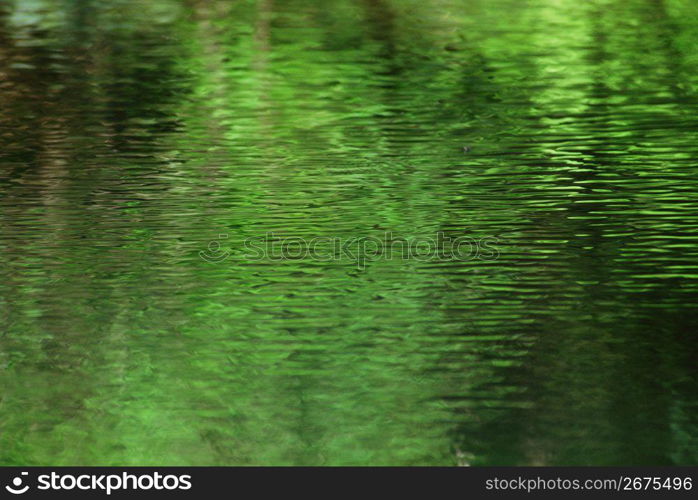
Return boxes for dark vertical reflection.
[449,0,698,465]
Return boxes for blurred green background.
[0,0,697,465]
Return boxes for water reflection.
[0,0,696,465]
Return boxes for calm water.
[1,0,697,465]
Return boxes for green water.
[1,0,697,466]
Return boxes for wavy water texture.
[0,0,697,465]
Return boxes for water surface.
[1,0,697,465]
